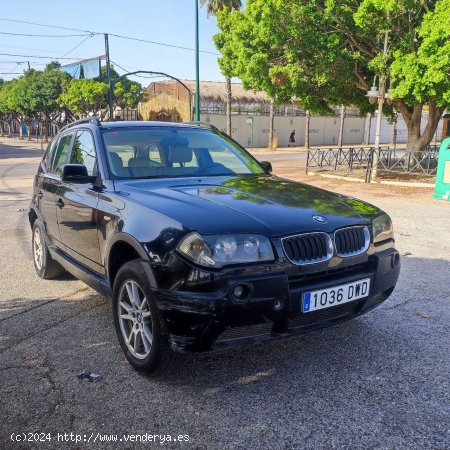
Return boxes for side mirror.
[260,161,272,173]
[61,164,96,184]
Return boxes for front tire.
[32,221,65,279]
[112,260,185,375]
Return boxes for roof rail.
[183,121,219,132]
[59,117,101,134]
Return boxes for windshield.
[102,127,265,179]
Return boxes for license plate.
[302,278,371,313]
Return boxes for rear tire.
[112,260,185,375]
[32,221,65,279]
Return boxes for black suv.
[29,118,400,374]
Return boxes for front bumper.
[152,247,400,352]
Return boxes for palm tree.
[200,0,242,137]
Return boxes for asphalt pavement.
[0,144,449,450]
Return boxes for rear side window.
[42,139,57,172]
[50,132,73,175]
[70,130,97,176]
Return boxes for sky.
[0,0,226,86]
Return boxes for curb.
[308,172,435,188]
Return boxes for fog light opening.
[232,283,251,302]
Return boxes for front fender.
[105,232,159,289]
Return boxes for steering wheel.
[195,163,234,175]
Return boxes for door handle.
[56,198,64,209]
[37,191,43,198]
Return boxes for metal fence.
[306,145,440,181]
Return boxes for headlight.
[177,232,274,268]
[372,214,393,243]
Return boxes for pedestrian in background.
[288,130,296,147]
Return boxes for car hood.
[114,175,382,236]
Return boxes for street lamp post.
[195,0,200,122]
[367,23,390,183]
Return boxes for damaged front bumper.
[152,247,401,352]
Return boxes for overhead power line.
[0,52,81,60]
[60,34,95,58]
[0,17,94,33]
[0,17,220,56]
[109,33,219,56]
[0,43,89,58]
[0,31,90,37]
[109,60,128,73]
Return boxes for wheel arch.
[28,205,40,229]
[106,233,157,289]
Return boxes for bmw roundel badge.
[312,215,328,224]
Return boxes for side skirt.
[49,246,112,299]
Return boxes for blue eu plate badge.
[303,293,311,312]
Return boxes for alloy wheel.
[118,280,153,359]
[33,226,43,271]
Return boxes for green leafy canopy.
[214,0,450,115]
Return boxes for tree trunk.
[26,121,32,140]
[394,100,445,157]
[391,117,397,149]
[44,120,49,143]
[338,105,346,148]
[226,77,232,137]
[268,99,275,150]
[305,110,310,149]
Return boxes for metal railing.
[306,145,440,181]
[306,147,380,174]
[375,148,439,177]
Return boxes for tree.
[34,63,72,139]
[201,0,242,137]
[0,63,144,133]
[0,80,14,136]
[59,79,109,119]
[59,65,143,121]
[214,2,299,147]
[8,75,38,139]
[215,0,450,154]
[387,0,450,153]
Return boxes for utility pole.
[27,61,31,70]
[195,0,200,122]
[369,22,389,182]
[104,33,114,121]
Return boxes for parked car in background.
[29,118,400,374]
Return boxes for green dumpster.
[433,137,450,201]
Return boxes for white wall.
[364,113,444,145]
[201,113,366,148]
[201,112,445,148]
